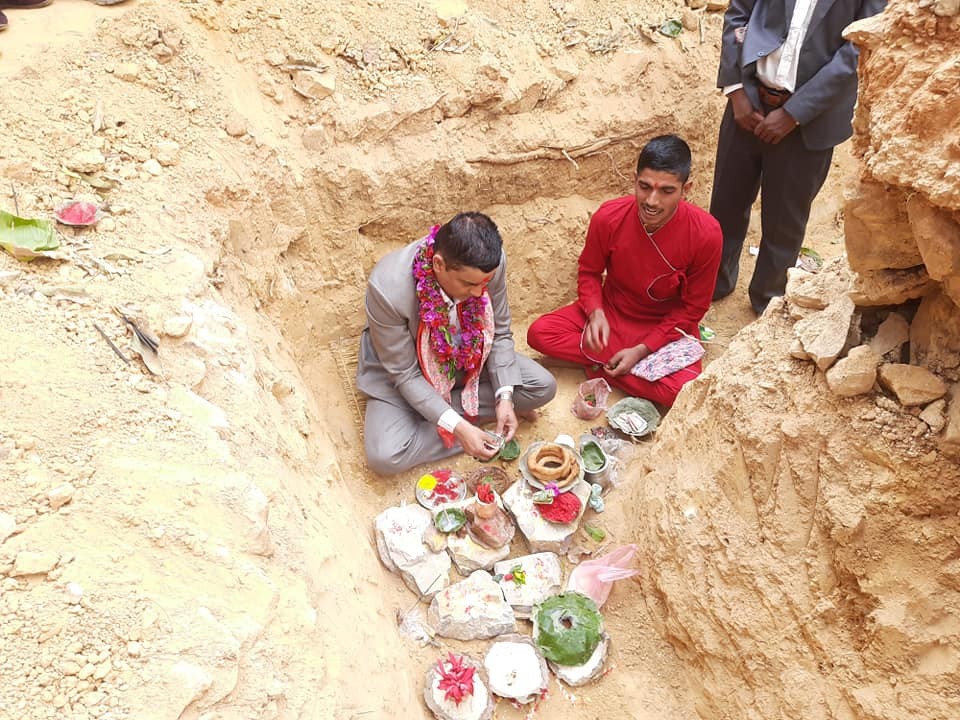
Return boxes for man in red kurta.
[527,135,722,406]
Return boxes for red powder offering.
[538,492,582,524]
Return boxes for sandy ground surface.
[0,2,859,719]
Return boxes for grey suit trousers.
[364,356,556,476]
[710,103,833,314]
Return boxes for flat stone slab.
[503,480,591,554]
[447,533,510,575]
[794,294,856,371]
[878,363,947,407]
[428,570,515,641]
[424,654,494,720]
[483,634,549,704]
[826,345,881,398]
[375,505,451,598]
[11,551,59,576]
[493,552,563,619]
[548,633,610,687]
[869,313,910,357]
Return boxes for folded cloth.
[630,336,704,381]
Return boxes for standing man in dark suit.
[709,0,886,314]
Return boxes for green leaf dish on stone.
[498,438,521,461]
[434,507,467,533]
[581,442,606,472]
[534,592,604,666]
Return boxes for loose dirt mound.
[0,0,873,719]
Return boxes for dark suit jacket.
[356,240,523,424]
[717,0,886,150]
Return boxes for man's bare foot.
[517,409,540,422]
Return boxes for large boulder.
[910,289,960,381]
[844,181,922,272]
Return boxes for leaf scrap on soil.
[0,210,60,261]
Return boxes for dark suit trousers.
[710,102,833,314]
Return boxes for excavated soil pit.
[0,1,917,719]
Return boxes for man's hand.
[495,400,518,443]
[728,89,764,133]
[755,108,798,144]
[606,344,650,377]
[584,309,610,353]
[453,421,499,461]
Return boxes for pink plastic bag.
[571,378,611,420]
[566,544,639,608]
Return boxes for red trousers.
[527,303,701,407]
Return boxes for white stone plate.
[519,442,584,491]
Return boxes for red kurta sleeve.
[641,211,723,352]
[576,206,612,317]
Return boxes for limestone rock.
[934,0,960,15]
[116,63,141,81]
[11,551,59,576]
[920,399,948,434]
[291,70,336,100]
[825,345,880,397]
[493,552,563,619]
[910,289,960,381]
[869,312,910,357]
[943,385,960,451]
[548,632,610,687]
[375,505,451,598]
[0,512,16,544]
[785,260,852,310]
[793,294,856,371]
[224,114,247,138]
[878,364,947,407]
[483,635,548,703]
[302,124,332,151]
[423,654,493,720]
[843,181,921,272]
[435,0,468,27]
[706,0,729,9]
[46,483,76,510]
[502,480,591,553]
[849,266,935,306]
[163,315,193,338]
[65,149,105,174]
[447,533,510,575]
[153,141,181,167]
[428,570,515,641]
[168,661,214,712]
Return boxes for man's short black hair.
[636,135,692,183]
[433,212,502,272]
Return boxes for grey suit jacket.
[717,0,886,150]
[356,239,524,425]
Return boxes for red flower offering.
[54,201,99,227]
[436,653,476,706]
[476,482,494,504]
[538,491,582,524]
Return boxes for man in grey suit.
[709,0,886,314]
[357,212,556,476]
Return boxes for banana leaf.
[0,210,60,261]
[534,592,603,666]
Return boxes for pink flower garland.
[413,226,488,380]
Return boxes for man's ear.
[432,253,445,274]
[682,179,693,196]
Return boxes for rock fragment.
[65,149,106,174]
[920,399,947,433]
[0,512,16,544]
[428,570,515,640]
[446,533,510,575]
[116,63,141,81]
[375,505,451,598]
[869,313,910,357]
[153,140,181,167]
[291,70,336,100]
[878,364,947,406]
[163,315,193,338]
[47,483,76,510]
[825,345,881,397]
[502,480,590,553]
[143,159,163,176]
[793,294,856,371]
[11,550,59,576]
[483,635,548,703]
[493,552,562,619]
[224,114,247,138]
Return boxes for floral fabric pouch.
[630,336,704,381]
